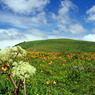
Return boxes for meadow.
[0,39,95,95]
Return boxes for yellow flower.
[48,62,52,65]
[59,56,62,58]
[85,53,88,55]
[1,67,4,70]
[63,63,65,66]
[46,81,50,84]
[40,64,42,66]
[52,81,56,84]
[5,78,8,81]
[1,67,7,71]
[50,61,52,63]
[41,70,43,72]
[48,61,52,65]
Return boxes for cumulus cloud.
[0,12,47,28]
[0,28,26,41]
[52,0,87,34]
[27,29,48,38]
[0,28,47,49]
[86,5,95,22]
[53,30,60,35]
[82,34,95,42]
[52,0,76,25]
[68,24,88,34]
[1,0,50,14]
[58,25,69,32]
[52,0,76,33]
[86,5,95,14]
[57,24,87,34]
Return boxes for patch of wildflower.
[0,46,36,95]
[0,46,26,65]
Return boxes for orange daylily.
[48,62,52,65]
[1,67,7,71]
[40,64,42,66]
[46,81,50,84]
[5,78,8,81]
[52,81,56,84]
[85,53,88,55]
[48,61,52,65]
[41,70,43,72]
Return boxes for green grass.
[15,39,95,53]
[0,39,95,95]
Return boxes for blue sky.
[0,0,95,49]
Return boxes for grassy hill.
[15,39,95,53]
[1,39,95,94]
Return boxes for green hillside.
[15,39,95,53]
[1,39,95,95]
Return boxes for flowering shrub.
[12,61,36,81]
[0,46,36,95]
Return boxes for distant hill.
[15,39,95,53]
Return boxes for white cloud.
[59,0,76,16]
[30,12,47,24]
[1,0,50,14]
[0,33,49,49]
[0,28,49,49]
[52,0,76,25]
[52,0,87,35]
[0,28,27,49]
[86,5,95,22]
[58,24,87,34]
[53,30,60,35]
[0,28,26,41]
[86,14,95,21]
[82,34,95,42]
[69,24,88,34]
[0,12,47,28]
[58,25,69,32]
[27,29,48,38]
[86,6,95,14]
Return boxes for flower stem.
[8,74,18,93]
[23,78,26,95]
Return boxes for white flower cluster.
[0,46,26,65]
[12,61,36,80]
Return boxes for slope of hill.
[15,39,95,53]
[1,39,95,95]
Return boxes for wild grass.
[16,39,95,53]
